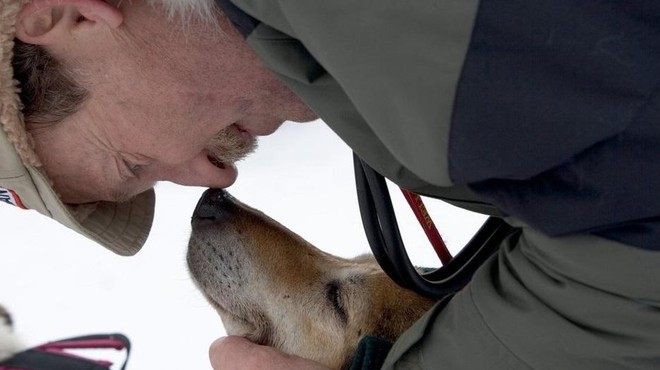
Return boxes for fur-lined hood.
[0,0,36,167]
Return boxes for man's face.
[22,1,316,203]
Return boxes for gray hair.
[146,0,218,23]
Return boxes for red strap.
[36,338,127,351]
[400,189,453,265]
[0,334,131,370]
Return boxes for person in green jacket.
[3,0,660,369]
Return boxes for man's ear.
[16,0,123,45]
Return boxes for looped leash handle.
[354,153,519,299]
[0,333,131,370]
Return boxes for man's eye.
[121,160,143,178]
[128,163,143,173]
[326,281,348,324]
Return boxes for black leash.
[354,153,518,299]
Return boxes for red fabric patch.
[0,187,27,209]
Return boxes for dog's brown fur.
[187,191,435,369]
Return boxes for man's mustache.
[206,126,258,165]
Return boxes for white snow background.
[0,121,486,369]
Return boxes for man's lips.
[208,155,227,169]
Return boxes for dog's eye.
[327,281,348,325]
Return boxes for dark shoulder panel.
[451,1,660,249]
[450,0,660,183]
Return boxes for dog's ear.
[371,307,399,342]
[351,253,379,264]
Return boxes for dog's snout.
[192,188,235,225]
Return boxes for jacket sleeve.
[382,220,660,369]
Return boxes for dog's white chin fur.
[0,321,23,362]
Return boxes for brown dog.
[187,189,435,369]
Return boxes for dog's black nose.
[192,188,235,225]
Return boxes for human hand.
[209,336,331,370]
